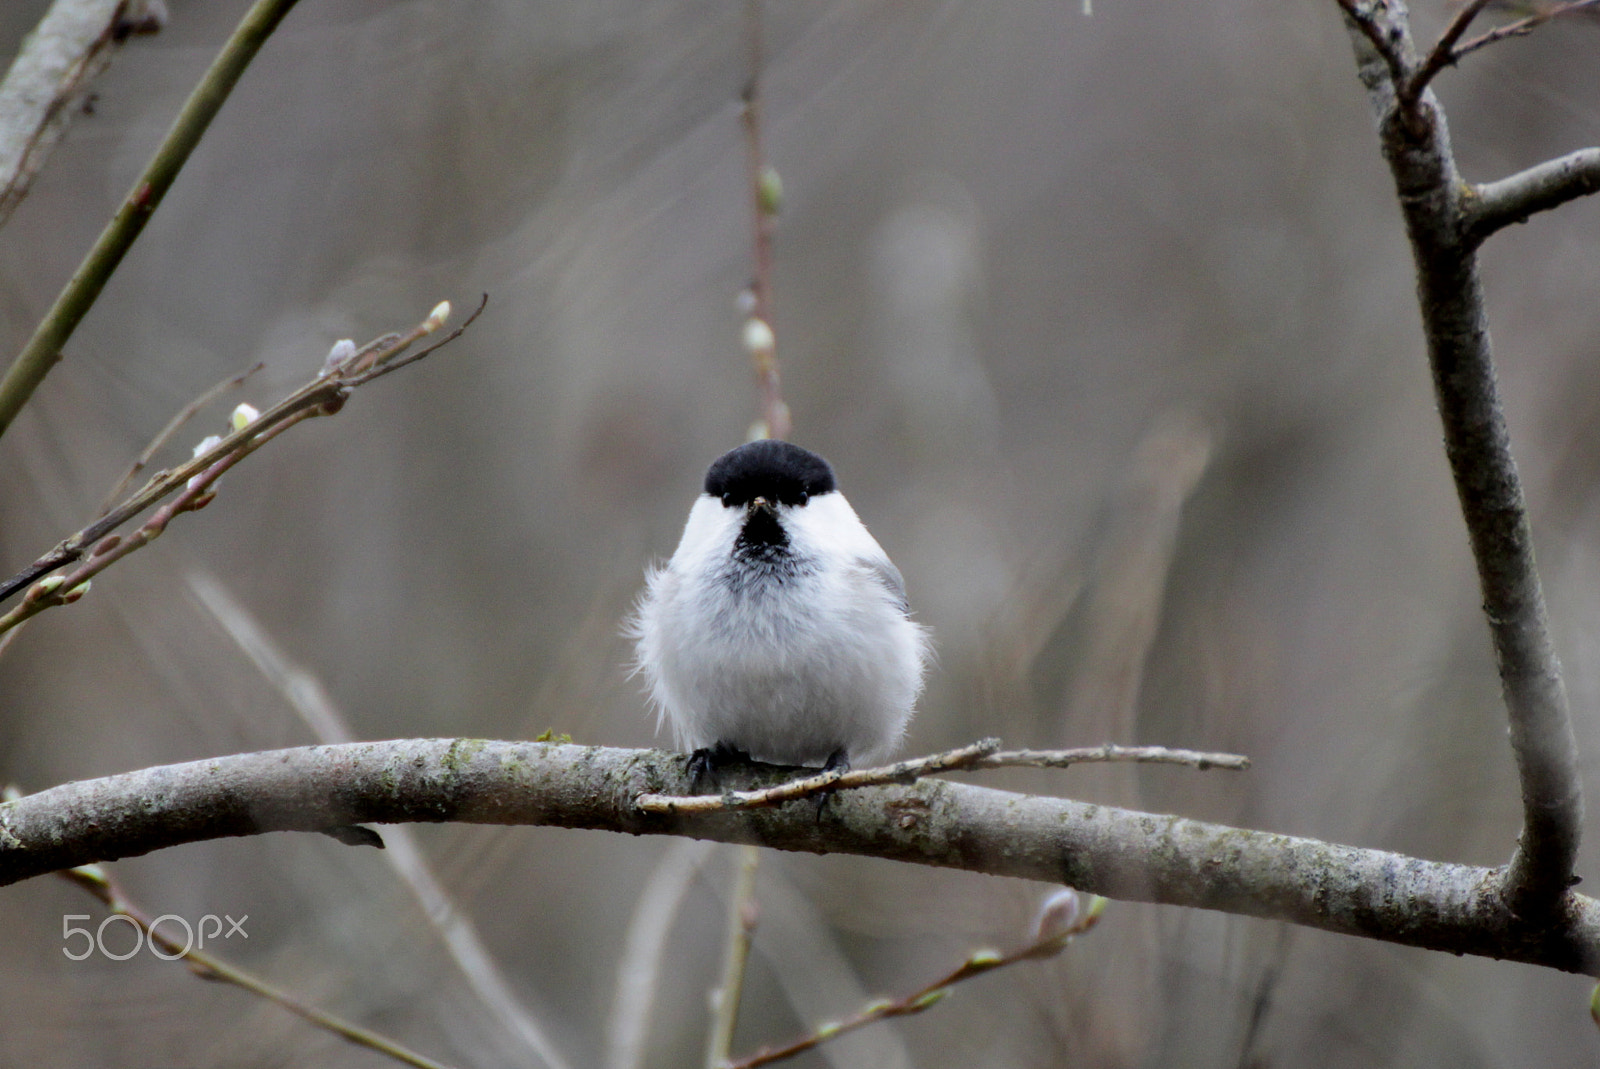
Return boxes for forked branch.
[1336,0,1589,916]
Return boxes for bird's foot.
[814,748,851,822]
[687,742,751,794]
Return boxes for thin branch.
[1338,0,1583,917]
[0,296,482,612]
[97,362,262,514]
[977,744,1251,772]
[1452,0,1600,61]
[634,740,1247,815]
[606,840,717,1069]
[3,740,1598,974]
[0,0,302,441]
[57,864,457,1069]
[705,846,761,1069]
[0,0,165,228]
[1464,148,1600,245]
[726,893,1106,1069]
[1402,0,1495,104]
[739,0,790,441]
[188,569,572,1069]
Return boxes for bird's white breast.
[633,493,927,767]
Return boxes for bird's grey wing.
[859,555,909,613]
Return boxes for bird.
[630,439,930,786]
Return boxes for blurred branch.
[188,569,573,1069]
[726,891,1106,1069]
[4,739,1600,974]
[1464,148,1600,245]
[0,0,301,441]
[634,739,1248,815]
[57,863,457,1069]
[705,845,761,1069]
[606,839,716,1069]
[0,0,165,228]
[1336,0,1583,918]
[739,0,789,440]
[0,297,481,623]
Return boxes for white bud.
[1032,887,1081,943]
[741,316,775,355]
[757,165,783,215]
[322,338,357,375]
[230,403,259,432]
[189,434,223,491]
[422,300,452,333]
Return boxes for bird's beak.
[747,496,776,517]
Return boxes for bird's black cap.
[703,440,836,507]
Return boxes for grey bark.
[1340,0,1587,917]
[3,740,1598,974]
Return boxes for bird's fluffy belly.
[654,575,915,766]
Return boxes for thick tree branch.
[3,740,1599,974]
[1338,0,1583,918]
[0,0,301,441]
[0,0,165,228]
[1464,148,1600,246]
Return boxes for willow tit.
[631,440,930,779]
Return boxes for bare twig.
[637,739,1001,814]
[1452,0,1600,60]
[1403,0,1495,103]
[1338,1,1583,917]
[0,296,482,627]
[976,744,1251,772]
[0,0,165,228]
[98,362,263,513]
[633,739,1247,815]
[0,0,301,440]
[1464,147,1600,245]
[725,892,1107,1069]
[0,359,260,662]
[57,863,457,1069]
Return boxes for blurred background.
[1,0,1598,1065]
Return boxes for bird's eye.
[721,493,734,508]
[797,491,809,506]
